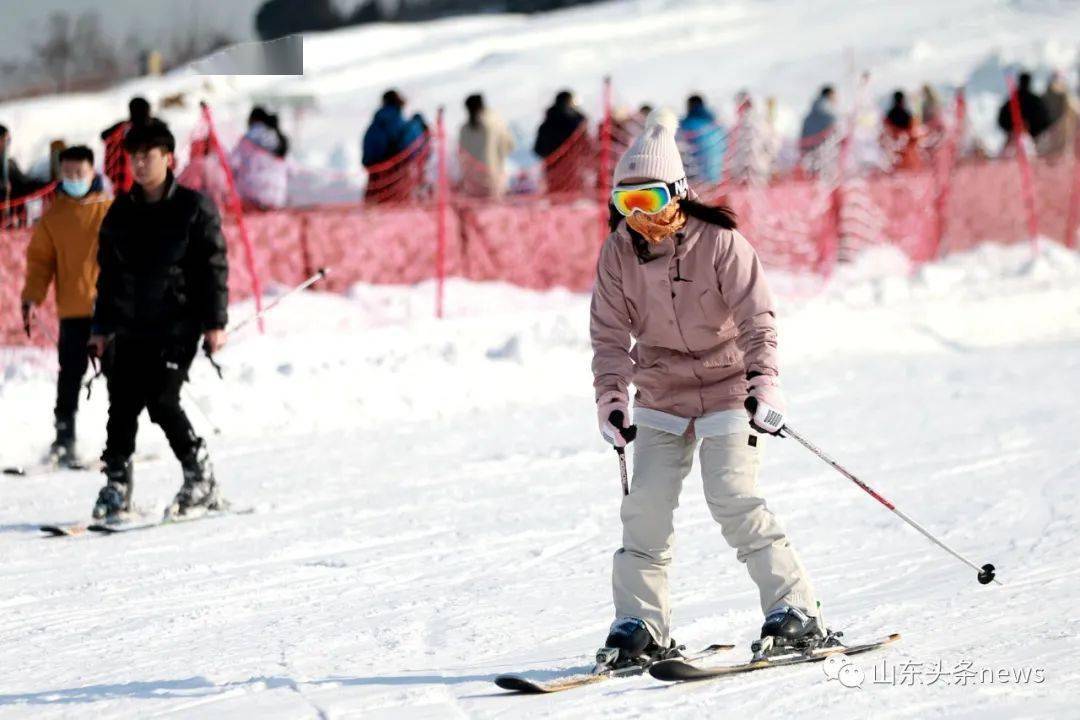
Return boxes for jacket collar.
[131,170,178,204]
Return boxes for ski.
[494,642,735,694]
[40,506,253,537]
[7,452,160,478]
[6,460,97,477]
[649,633,901,682]
[87,506,255,534]
[40,509,152,537]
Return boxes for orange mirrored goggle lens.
[612,185,672,216]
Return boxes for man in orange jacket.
[21,146,112,465]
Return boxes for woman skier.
[590,109,827,669]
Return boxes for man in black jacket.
[997,72,1052,142]
[88,120,229,520]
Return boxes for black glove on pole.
[609,410,637,497]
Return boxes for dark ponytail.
[679,197,737,229]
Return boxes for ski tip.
[39,523,90,537]
[494,674,549,693]
[646,659,693,682]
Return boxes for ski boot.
[752,606,841,660]
[92,458,134,520]
[594,618,684,673]
[167,440,223,518]
[47,416,79,468]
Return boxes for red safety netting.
[102,122,133,195]
[3,84,1080,348]
[1,182,57,230]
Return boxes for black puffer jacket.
[93,173,228,337]
[534,105,586,159]
[997,88,1052,139]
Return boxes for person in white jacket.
[458,94,515,198]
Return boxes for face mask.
[62,178,91,198]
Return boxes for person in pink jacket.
[590,108,826,670]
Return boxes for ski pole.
[182,386,222,435]
[203,267,331,381]
[609,411,638,497]
[777,419,999,586]
[228,267,330,335]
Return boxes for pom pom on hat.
[613,106,686,186]
[645,107,679,133]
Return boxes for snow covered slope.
[1,244,1079,718]
[1,0,1078,179]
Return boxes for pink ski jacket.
[590,216,779,418]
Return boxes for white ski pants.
[612,426,818,645]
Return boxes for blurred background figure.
[533,90,592,194]
[725,91,778,185]
[678,94,725,184]
[362,89,429,203]
[100,97,153,194]
[1,124,41,204]
[920,84,944,130]
[920,84,946,152]
[799,85,838,174]
[1039,71,1079,159]
[458,93,515,198]
[997,72,1051,151]
[20,145,111,466]
[231,106,289,210]
[882,90,923,170]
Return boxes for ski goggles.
[611,178,689,216]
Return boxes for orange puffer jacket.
[21,186,112,318]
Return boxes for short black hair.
[123,118,175,154]
[555,90,573,107]
[687,94,705,110]
[249,105,272,126]
[382,89,405,108]
[58,145,94,164]
[0,124,8,138]
[820,85,835,98]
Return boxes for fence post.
[435,106,448,320]
[931,88,965,260]
[1065,133,1080,250]
[1005,75,1039,250]
[598,76,613,243]
[200,102,265,332]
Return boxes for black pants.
[103,333,201,463]
[56,318,93,423]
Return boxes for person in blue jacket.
[362,90,428,202]
[678,95,726,184]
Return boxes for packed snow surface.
[1,242,1079,718]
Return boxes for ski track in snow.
[1,245,1080,718]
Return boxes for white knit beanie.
[613,108,685,186]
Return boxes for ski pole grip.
[609,410,638,444]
